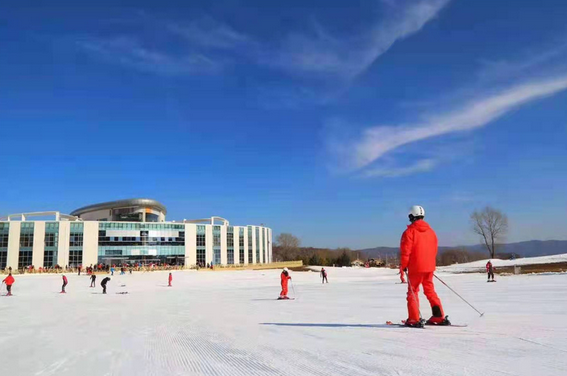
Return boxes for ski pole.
[434,274,484,317]
[290,279,298,299]
[405,270,423,321]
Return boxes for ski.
[276,297,295,300]
[386,320,467,328]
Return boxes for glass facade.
[213,226,221,265]
[239,227,245,264]
[196,225,206,266]
[69,222,84,267]
[19,222,34,268]
[248,226,253,264]
[227,226,234,265]
[0,223,8,270]
[43,222,59,268]
[256,227,260,264]
[98,222,185,264]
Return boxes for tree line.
[274,206,510,267]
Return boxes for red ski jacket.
[281,272,291,287]
[3,275,15,286]
[400,220,438,273]
[63,276,68,284]
[168,275,173,282]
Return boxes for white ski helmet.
[283,267,289,272]
[409,205,425,218]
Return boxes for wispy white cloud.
[268,0,450,78]
[478,42,567,82]
[168,18,254,49]
[335,75,567,171]
[79,37,221,75]
[362,158,437,177]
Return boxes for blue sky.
[1,0,567,248]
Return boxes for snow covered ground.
[439,253,567,273]
[1,268,566,376]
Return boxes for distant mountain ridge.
[358,240,567,259]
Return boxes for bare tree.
[273,233,301,261]
[471,206,508,259]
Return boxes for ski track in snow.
[0,268,566,375]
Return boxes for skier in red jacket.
[61,275,68,293]
[2,273,15,296]
[278,268,292,300]
[400,206,448,327]
[168,273,172,287]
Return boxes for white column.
[32,222,45,268]
[82,221,99,267]
[263,228,268,264]
[205,225,213,264]
[185,224,196,267]
[6,221,21,270]
[269,228,273,263]
[243,228,249,265]
[233,227,240,265]
[220,226,227,265]
[57,221,70,267]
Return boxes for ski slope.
[1,268,566,376]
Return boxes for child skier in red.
[61,275,68,293]
[168,273,172,287]
[2,273,15,296]
[279,268,291,299]
[400,206,449,327]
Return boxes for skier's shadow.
[261,323,396,329]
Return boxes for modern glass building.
[0,198,272,270]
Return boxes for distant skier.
[101,277,111,294]
[90,274,97,288]
[77,265,81,276]
[279,267,292,300]
[2,273,15,296]
[61,275,68,293]
[168,273,173,287]
[486,261,495,282]
[400,206,449,327]
[110,266,115,276]
[320,268,328,284]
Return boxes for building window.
[227,226,234,265]
[248,227,253,264]
[213,226,221,265]
[44,222,59,268]
[256,227,260,264]
[19,222,34,268]
[0,223,8,270]
[196,225,206,266]
[239,228,245,264]
[69,223,84,267]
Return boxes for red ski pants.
[406,272,444,321]
[280,285,288,297]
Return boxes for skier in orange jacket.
[278,268,292,300]
[400,206,448,327]
[2,273,15,296]
[168,273,173,287]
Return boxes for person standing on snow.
[279,268,292,299]
[400,206,449,327]
[2,273,15,296]
[90,274,97,287]
[61,275,68,293]
[101,277,111,294]
[486,261,495,282]
[168,273,173,287]
[320,268,328,284]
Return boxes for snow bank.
[439,253,567,273]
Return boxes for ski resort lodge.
[0,198,272,271]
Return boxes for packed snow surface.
[1,268,566,376]
[439,253,567,273]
